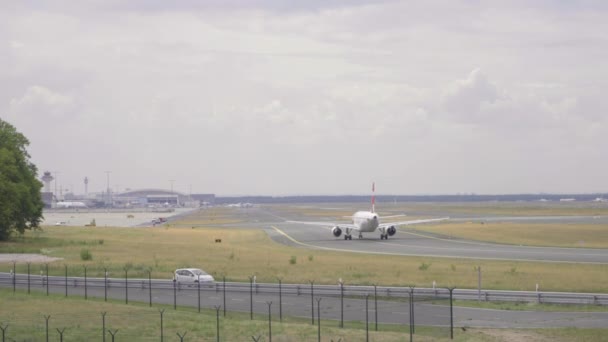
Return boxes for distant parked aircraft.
[56,201,87,209]
[288,183,449,240]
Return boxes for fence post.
[46,264,49,296]
[365,294,369,342]
[64,265,68,297]
[449,287,454,340]
[159,309,165,342]
[249,276,254,320]
[12,261,16,293]
[409,290,413,341]
[173,278,177,310]
[310,280,314,325]
[101,312,106,342]
[410,286,415,334]
[56,328,65,342]
[278,278,282,322]
[148,271,152,307]
[124,268,129,304]
[477,266,481,302]
[108,329,118,342]
[27,262,31,294]
[214,305,221,342]
[198,276,201,313]
[45,315,50,342]
[267,301,272,342]
[223,276,226,317]
[339,281,344,328]
[316,298,322,342]
[176,331,187,342]
[104,268,108,302]
[0,324,8,342]
[84,266,88,300]
[374,284,378,331]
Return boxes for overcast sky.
[2,1,607,196]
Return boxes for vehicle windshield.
[191,269,207,276]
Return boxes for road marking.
[376,239,608,258]
[399,229,608,252]
[270,226,608,264]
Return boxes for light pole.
[169,180,175,206]
[105,171,111,207]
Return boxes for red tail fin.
[371,182,375,213]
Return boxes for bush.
[289,256,297,265]
[418,262,431,271]
[80,249,93,261]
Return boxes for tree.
[0,118,43,240]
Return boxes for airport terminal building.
[112,189,215,208]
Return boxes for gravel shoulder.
[0,254,63,263]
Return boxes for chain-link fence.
[1,263,459,341]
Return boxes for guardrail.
[2,272,607,306]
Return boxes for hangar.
[113,189,215,208]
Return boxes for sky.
[1,1,607,196]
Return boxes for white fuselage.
[352,211,380,232]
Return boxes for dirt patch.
[0,254,63,264]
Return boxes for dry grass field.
[1,289,606,342]
[2,226,608,292]
[286,201,608,217]
[414,222,608,248]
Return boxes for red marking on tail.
[371,182,375,213]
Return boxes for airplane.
[288,183,449,240]
[56,201,87,209]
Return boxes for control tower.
[84,177,89,196]
[41,171,54,193]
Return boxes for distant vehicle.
[151,217,167,225]
[173,268,214,286]
[56,201,87,209]
[288,182,449,240]
[54,221,67,226]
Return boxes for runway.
[227,207,608,264]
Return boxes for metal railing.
[2,272,607,305]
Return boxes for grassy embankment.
[1,289,606,342]
[2,225,608,293]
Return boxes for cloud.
[0,2,607,195]
[9,86,75,121]
[439,68,499,123]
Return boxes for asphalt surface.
[2,276,607,329]
[222,206,608,264]
[5,205,608,330]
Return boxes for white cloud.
[0,2,607,195]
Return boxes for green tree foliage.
[0,118,43,240]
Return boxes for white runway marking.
[270,226,608,264]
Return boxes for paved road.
[175,206,608,264]
[2,276,607,329]
[219,207,608,264]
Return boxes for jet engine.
[332,226,342,237]
[387,226,396,236]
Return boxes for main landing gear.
[344,228,353,240]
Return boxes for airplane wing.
[286,220,359,230]
[378,217,449,229]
